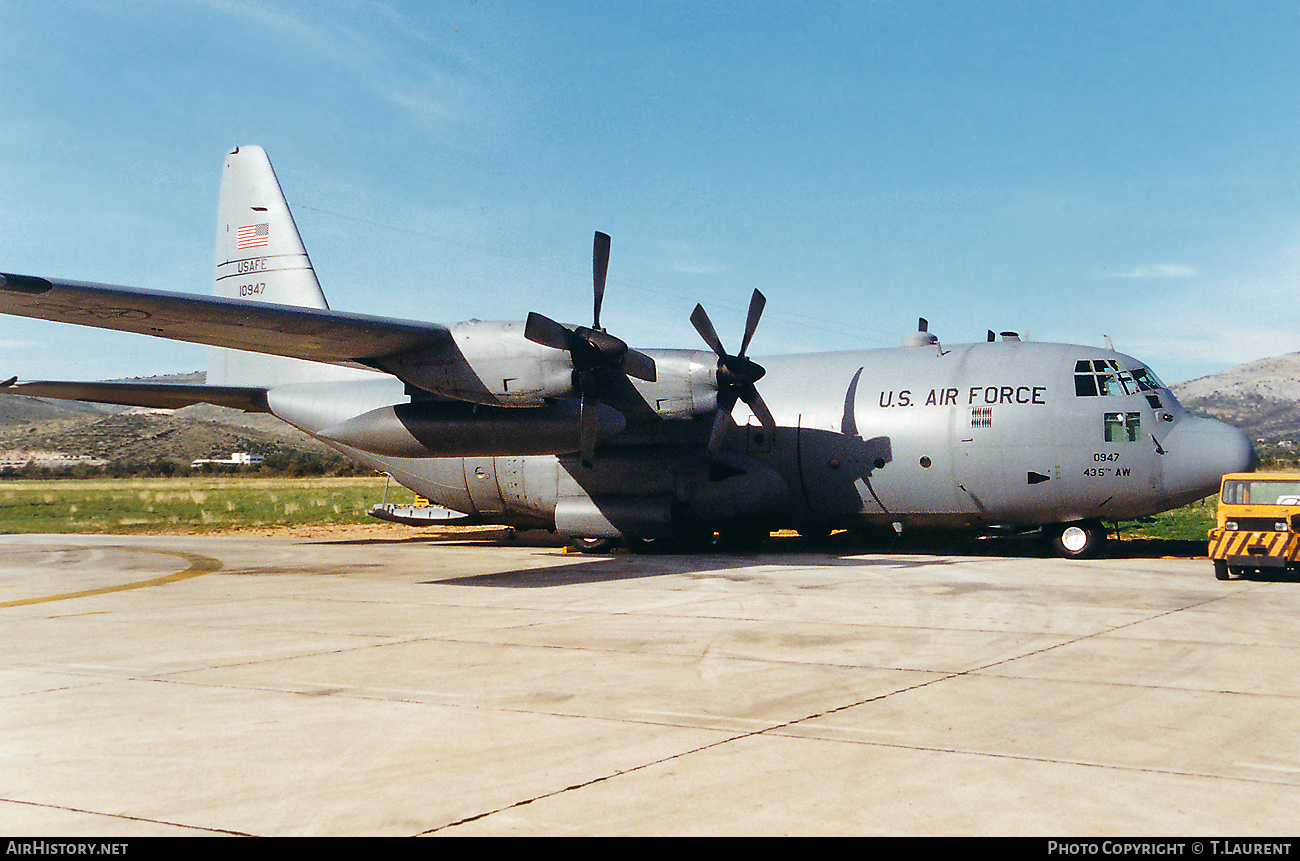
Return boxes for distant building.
[190,452,264,469]
[0,450,110,469]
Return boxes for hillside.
[1171,352,1300,445]
[0,372,332,464]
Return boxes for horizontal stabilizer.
[0,378,271,412]
[0,273,450,368]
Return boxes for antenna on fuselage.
[902,317,939,349]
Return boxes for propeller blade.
[739,289,765,357]
[622,348,657,382]
[690,304,726,358]
[579,392,600,468]
[592,231,610,331]
[708,393,738,459]
[525,312,573,351]
[743,387,777,435]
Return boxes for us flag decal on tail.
[237,223,269,249]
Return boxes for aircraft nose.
[1161,416,1256,505]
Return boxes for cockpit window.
[1104,411,1142,442]
[1075,359,1165,397]
[1222,479,1300,505]
[1131,367,1165,391]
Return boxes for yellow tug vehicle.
[1209,473,1300,580]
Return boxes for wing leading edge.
[0,272,450,368]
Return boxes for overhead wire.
[295,202,897,349]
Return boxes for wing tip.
[0,273,54,295]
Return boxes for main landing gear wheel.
[570,537,617,554]
[1047,521,1108,559]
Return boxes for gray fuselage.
[265,337,1255,539]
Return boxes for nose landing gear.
[1045,520,1108,559]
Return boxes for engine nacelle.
[373,320,576,407]
[375,331,724,423]
[317,399,626,457]
[625,349,719,420]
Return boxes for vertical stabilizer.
[214,145,328,309]
[209,145,375,386]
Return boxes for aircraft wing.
[0,378,271,412]
[0,273,451,366]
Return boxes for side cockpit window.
[1104,411,1142,442]
[1075,359,1166,397]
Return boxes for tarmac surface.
[2,528,1299,836]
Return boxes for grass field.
[0,473,1220,541]
[0,475,399,534]
[1111,497,1217,541]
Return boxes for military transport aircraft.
[0,145,1256,557]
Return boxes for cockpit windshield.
[1074,359,1166,397]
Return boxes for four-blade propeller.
[691,289,777,459]
[524,231,656,467]
[526,233,779,465]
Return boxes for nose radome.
[1162,416,1256,505]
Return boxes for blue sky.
[2,1,1298,384]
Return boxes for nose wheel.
[1046,520,1108,559]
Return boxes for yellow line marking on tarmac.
[0,547,222,608]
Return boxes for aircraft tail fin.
[214,145,328,310]
[208,145,375,387]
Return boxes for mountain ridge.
[1170,351,1300,446]
[0,372,332,463]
